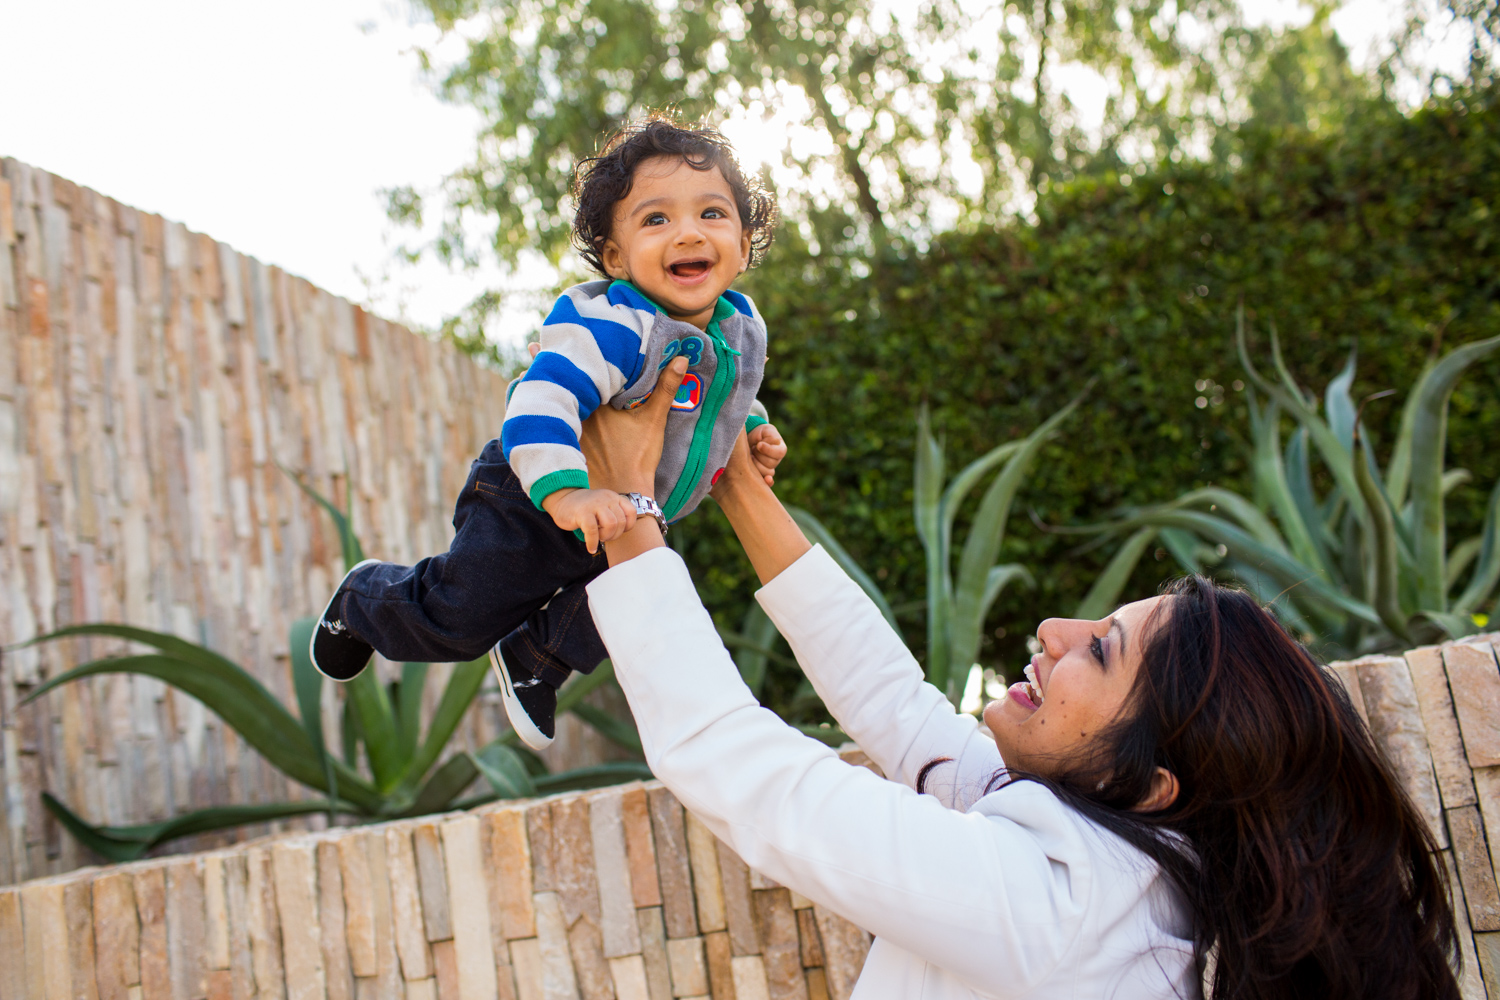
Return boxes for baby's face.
[600,156,752,330]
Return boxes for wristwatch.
[620,492,668,536]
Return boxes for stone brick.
[567,917,614,1000]
[413,824,452,943]
[22,882,72,1000]
[531,893,581,1000]
[1405,646,1477,807]
[803,969,830,1000]
[507,939,544,1000]
[248,848,288,1000]
[340,835,379,978]
[665,937,708,998]
[207,970,233,1000]
[716,844,757,957]
[810,909,869,1000]
[1444,643,1500,767]
[621,788,661,908]
[204,857,231,973]
[1328,662,1368,724]
[684,815,726,934]
[405,977,438,1000]
[647,789,696,939]
[431,940,459,1000]
[387,826,433,980]
[730,957,770,1000]
[1476,931,1500,1000]
[441,816,500,1000]
[2,889,28,1000]
[487,808,536,940]
[703,932,734,1000]
[526,804,556,895]
[794,911,822,970]
[589,790,642,958]
[66,879,101,1000]
[636,908,673,1000]
[1357,656,1446,847]
[134,867,171,1000]
[272,843,327,1000]
[365,830,407,1000]
[1449,805,1500,931]
[609,955,652,1000]
[1473,766,1500,889]
[222,855,255,1000]
[751,891,806,1000]
[1440,852,1486,1000]
[551,797,602,929]
[788,894,812,912]
[166,859,208,1000]
[91,873,139,1000]
[318,842,355,1000]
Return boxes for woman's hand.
[578,356,689,564]
[710,430,812,586]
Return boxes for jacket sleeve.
[502,289,647,510]
[754,546,1004,809]
[587,547,1094,994]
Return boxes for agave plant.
[16,474,648,863]
[729,396,1081,709]
[1073,311,1500,657]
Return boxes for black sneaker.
[310,559,380,681]
[491,643,556,750]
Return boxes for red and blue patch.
[671,373,702,411]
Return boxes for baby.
[309,116,786,750]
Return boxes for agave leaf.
[22,652,380,809]
[1421,611,1484,641]
[731,602,781,695]
[718,627,798,672]
[951,394,1082,678]
[912,405,952,695]
[979,564,1034,625]
[341,697,361,767]
[1453,479,1500,615]
[41,792,348,863]
[400,656,487,791]
[1324,348,1358,457]
[282,464,365,568]
[402,751,480,817]
[346,668,403,793]
[1224,561,1317,640]
[1447,537,1483,593]
[532,761,654,794]
[470,743,537,799]
[1250,395,1328,577]
[1166,487,1288,554]
[941,440,1026,556]
[572,702,644,753]
[1406,334,1500,610]
[1075,528,1156,619]
[786,506,898,630]
[556,659,617,716]
[288,617,337,823]
[396,662,430,765]
[1385,362,1432,509]
[1353,428,1412,642]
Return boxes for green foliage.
[16,478,649,862]
[724,401,1075,710]
[1075,318,1500,657]
[662,89,1500,717]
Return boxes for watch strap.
[621,492,668,536]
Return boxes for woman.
[578,361,1459,999]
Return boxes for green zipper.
[662,296,739,521]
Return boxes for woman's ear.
[1132,767,1180,813]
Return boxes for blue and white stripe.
[502,281,658,508]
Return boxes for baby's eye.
[643,212,668,226]
[702,207,727,219]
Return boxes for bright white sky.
[0,0,1469,346]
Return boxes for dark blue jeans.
[334,439,607,687]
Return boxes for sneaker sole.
[310,558,381,682]
[490,645,555,751]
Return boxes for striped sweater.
[502,279,768,524]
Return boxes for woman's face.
[983,596,1166,778]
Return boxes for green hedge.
[671,90,1500,717]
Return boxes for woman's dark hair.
[571,113,778,277]
[945,576,1460,998]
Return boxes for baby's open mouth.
[669,259,711,277]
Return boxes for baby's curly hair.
[571,114,777,277]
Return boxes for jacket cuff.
[528,469,590,511]
[744,414,769,434]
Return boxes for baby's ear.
[600,238,628,279]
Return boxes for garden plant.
[1072,313,1500,658]
[14,476,649,862]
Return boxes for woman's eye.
[1090,635,1105,664]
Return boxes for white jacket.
[587,545,1199,999]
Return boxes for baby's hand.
[747,423,788,486]
[542,488,638,554]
